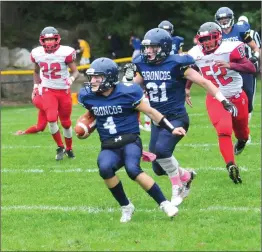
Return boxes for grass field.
[1,83,261,251]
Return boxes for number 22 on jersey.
[39,62,61,79]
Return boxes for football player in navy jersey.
[124,28,237,206]
[158,20,184,54]
[215,7,261,143]
[78,57,191,223]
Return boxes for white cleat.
[160,200,179,217]
[171,185,184,206]
[120,202,135,223]
[181,171,197,199]
[144,124,151,132]
[246,134,251,145]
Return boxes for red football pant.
[41,88,72,128]
[206,91,249,164]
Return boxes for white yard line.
[1,166,253,173]
[1,142,260,150]
[1,205,260,213]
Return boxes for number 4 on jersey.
[103,116,117,134]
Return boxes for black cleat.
[65,149,75,159]
[56,146,65,161]
[226,162,242,184]
[234,139,247,155]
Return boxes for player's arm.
[241,28,261,61]
[215,43,256,73]
[32,63,41,100]
[136,99,186,136]
[65,50,80,86]
[184,67,238,116]
[178,38,184,54]
[184,64,200,108]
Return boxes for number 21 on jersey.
[146,82,168,102]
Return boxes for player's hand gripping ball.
[74,112,96,139]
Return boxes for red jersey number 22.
[201,65,233,86]
[39,62,61,79]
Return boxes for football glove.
[221,99,238,117]
[124,63,137,81]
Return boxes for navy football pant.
[241,73,256,113]
[98,137,143,180]
[149,113,189,176]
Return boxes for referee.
[238,15,261,144]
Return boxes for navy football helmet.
[39,26,61,53]
[158,20,174,35]
[141,28,172,64]
[195,22,222,54]
[215,7,234,29]
[85,57,119,93]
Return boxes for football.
[74,112,96,139]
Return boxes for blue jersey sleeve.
[132,56,143,77]
[120,82,144,108]
[170,54,195,77]
[78,87,91,109]
[236,21,252,43]
[177,36,184,48]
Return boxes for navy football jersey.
[170,36,184,54]
[222,21,250,43]
[78,83,144,141]
[133,54,195,115]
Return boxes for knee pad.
[152,161,167,176]
[154,142,173,158]
[46,110,58,123]
[98,161,115,179]
[125,165,143,180]
[63,126,72,138]
[48,122,59,134]
[216,121,232,136]
[60,119,71,129]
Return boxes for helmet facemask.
[141,41,169,64]
[85,70,117,94]
[216,16,234,29]
[39,34,61,53]
[196,31,222,54]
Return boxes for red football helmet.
[195,22,222,55]
[39,26,61,53]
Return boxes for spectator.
[107,33,124,59]
[129,33,141,60]
[76,38,91,65]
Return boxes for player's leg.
[152,114,191,206]
[231,91,249,156]
[42,89,64,160]
[58,90,74,158]
[123,137,178,217]
[143,96,151,131]
[97,148,133,223]
[33,95,48,132]
[206,94,241,184]
[241,73,255,143]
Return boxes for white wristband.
[254,51,260,59]
[33,83,39,89]
[214,91,226,102]
[70,76,75,82]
